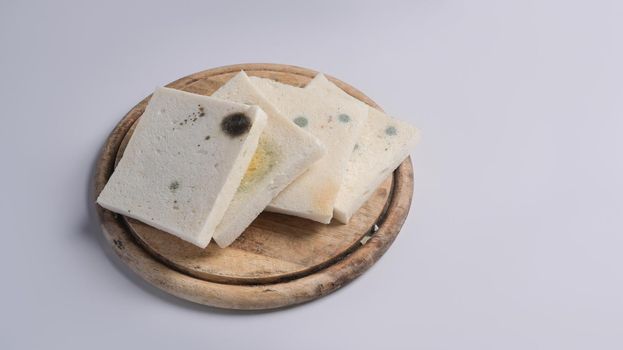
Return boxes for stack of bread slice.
[97,72,419,248]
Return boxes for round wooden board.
[94,63,414,310]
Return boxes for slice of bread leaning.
[97,87,267,248]
[249,76,369,224]
[306,74,420,223]
[211,71,326,247]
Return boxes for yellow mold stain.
[238,137,279,192]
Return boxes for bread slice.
[96,87,267,248]
[249,76,368,223]
[306,74,420,223]
[210,71,325,247]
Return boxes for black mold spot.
[385,126,397,136]
[338,114,351,123]
[169,181,180,192]
[221,112,251,137]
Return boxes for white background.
[2,1,622,349]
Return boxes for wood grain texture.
[94,63,414,310]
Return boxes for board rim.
[94,63,414,310]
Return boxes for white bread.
[249,76,368,223]
[306,74,420,223]
[96,87,267,247]
[211,72,325,247]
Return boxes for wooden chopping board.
[94,63,414,310]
